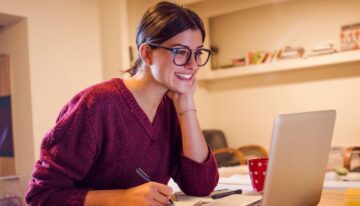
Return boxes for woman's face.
[149,29,203,94]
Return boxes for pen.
[136,168,175,204]
[210,189,242,199]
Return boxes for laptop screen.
[262,110,336,206]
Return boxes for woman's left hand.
[167,77,208,163]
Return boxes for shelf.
[198,50,360,81]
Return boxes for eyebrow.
[170,43,204,49]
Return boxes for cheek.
[151,67,163,80]
[150,54,176,83]
[150,65,172,82]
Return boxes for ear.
[139,43,152,65]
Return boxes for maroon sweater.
[26,78,219,205]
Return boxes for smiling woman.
[25,1,218,206]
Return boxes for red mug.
[248,158,268,192]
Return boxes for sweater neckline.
[116,78,164,140]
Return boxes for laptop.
[259,110,336,206]
[173,110,336,206]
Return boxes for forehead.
[163,29,203,48]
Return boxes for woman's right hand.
[85,182,174,206]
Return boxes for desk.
[218,175,359,206]
[216,166,360,205]
[169,173,359,206]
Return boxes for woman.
[26,1,219,205]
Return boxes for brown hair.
[125,1,205,76]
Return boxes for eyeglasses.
[147,43,211,67]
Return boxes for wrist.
[177,109,197,116]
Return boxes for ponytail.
[123,57,142,77]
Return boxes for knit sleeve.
[25,93,99,206]
[171,146,219,196]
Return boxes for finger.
[157,185,173,197]
[150,182,173,195]
[142,188,164,206]
[152,191,170,205]
[152,200,165,206]
[150,182,173,194]
[150,183,173,203]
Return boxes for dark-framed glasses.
[147,43,211,67]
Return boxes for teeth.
[175,73,192,79]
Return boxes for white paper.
[214,194,262,205]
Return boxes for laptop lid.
[262,110,336,206]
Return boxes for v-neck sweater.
[26,78,219,206]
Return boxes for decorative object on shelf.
[210,46,219,70]
[308,43,337,57]
[340,23,360,51]
[278,46,305,59]
[355,23,360,47]
[231,57,246,67]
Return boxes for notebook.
[260,110,336,206]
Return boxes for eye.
[173,49,187,55]
[196,50,204,56]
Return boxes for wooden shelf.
[198,50,360,81]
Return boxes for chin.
[170,86,191,94]
[166,81,190,93]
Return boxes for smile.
[175,72,193,80]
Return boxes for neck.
[124,67,168,122]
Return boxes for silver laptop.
[259,110,336,206]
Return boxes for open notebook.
[172,191,261,206]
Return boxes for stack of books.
[308,43,336,57]
[246,50,281,65]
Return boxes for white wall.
[127,0,158,66]
[0,0,103,173]
[99,0,129,80]
[190,0,360,150]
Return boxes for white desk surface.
[168,171,360,206]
